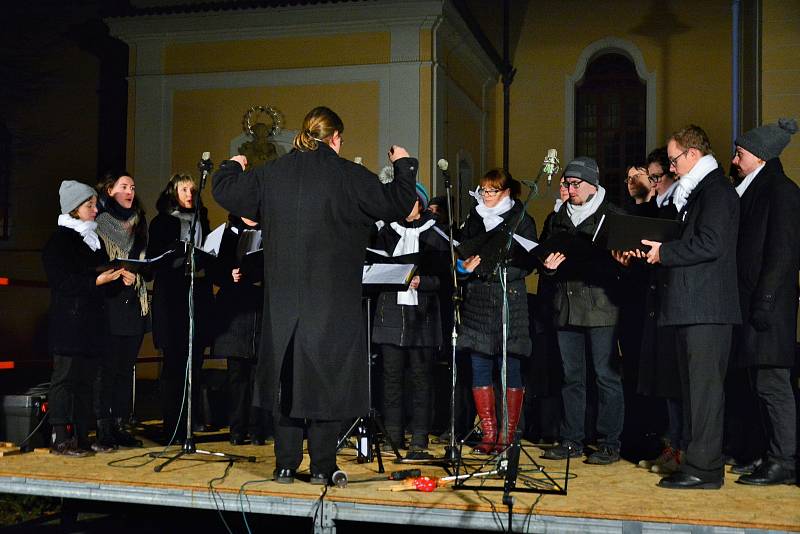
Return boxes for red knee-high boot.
[497,387,525,451]
[472,386,497,454]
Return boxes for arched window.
[575,53,646,204]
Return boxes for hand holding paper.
[642,239,662,264]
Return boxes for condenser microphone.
[543,149,559,187]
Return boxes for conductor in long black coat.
[212,106,418,484]
[730,118,799,486]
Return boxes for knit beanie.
[59,180,97,214]
[735,118,798,161]
[562,156,600,186]
[415,182,430,209]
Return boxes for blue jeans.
[556,326,624,449]
[471,351,523,389]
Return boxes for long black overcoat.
[212,145,417,420]
[734,158,800,368]
[659,167,741,326]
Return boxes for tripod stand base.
[149,437,257,472]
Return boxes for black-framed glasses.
[478,188,503,197]
[623,173,647,184]
[668,150,688,167]
[560,180,583,190]
[648,172,665,183]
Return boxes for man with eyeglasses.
[729,118,799,486]
[639,125,741,490]
[539,156,626,465]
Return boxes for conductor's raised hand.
[388,145,409,162]
[230,154,248,171]
[543,252,566,270]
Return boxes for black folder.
[595,213,682,251]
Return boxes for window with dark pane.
[575,53,646,205]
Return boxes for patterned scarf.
[96,209,149,316]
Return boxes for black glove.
[750,308,770,332]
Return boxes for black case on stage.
[0,391,49,450]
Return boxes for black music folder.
[595,213,682,251]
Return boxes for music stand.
[151,156,255,471]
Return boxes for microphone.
[519,149,560,189]
[437,158,449,177]
[198,151,213,190]
[331,470,348,488]
[543,148,560,187]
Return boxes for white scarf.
[656,180,680,208]
[565,185,606,227]
[672,155,718,212]
[58,214,101,251]
[553,198,564,212]
[390,219,436,305]
[735,162,766,197]
[469,188,514,231]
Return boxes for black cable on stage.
[208,460,235,534]
[311,483,329,534]
[237,477,272,534]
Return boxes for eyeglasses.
[560,180,583,190]
[648,172,665,183]
[478,188,503,197]
[623,173,647,184]
[668,150,689,167]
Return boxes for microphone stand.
[453,167,568,503]
[153,161,255,471]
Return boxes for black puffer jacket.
[371,213,450,348]
[42,226,108,356]
[212,216,263,359]
[456,200,537,357]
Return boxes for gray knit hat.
[735,118,798,161]
[562,156,600,186]
[59,180,97,214]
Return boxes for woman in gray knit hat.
[42,180,127,456]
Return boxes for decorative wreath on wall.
[242,105,284,137]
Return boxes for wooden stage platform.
[0,429,797,533]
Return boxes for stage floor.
[0,427,797,533]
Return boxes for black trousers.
[161,344,204,436]
[272,335,339,476]
[749,366,796,467]
[95,333,143,420]
[49,353,96,440]
[228,357,272,438]
[676,324,732,481]
[380,344,433,445]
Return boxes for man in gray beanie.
[730,118,799,486]
[60,180,98,215]
[539,156,627,465]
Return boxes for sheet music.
[366,247,390,257]
[432,226,460,247]
[239,228,262,254]
[362,263,415,285]
[201,223,226,255]
[513,234,538,252]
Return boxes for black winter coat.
[659,167,741,326]
[42,227,108,356]
[146,207,214,352]
[212,145,417,420]
[456,200,537,357]
[212,218,263,359]
[370,214,449,348]
[541,195,624,328]
[734,158,800,368]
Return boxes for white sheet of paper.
[513,234,538,252]
[202,223,226,256]
[432,226,460,247]
[362,263,415,285]
[366,247,390,257]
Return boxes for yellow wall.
[170,82,380,226]
[508,0,733,242]
[164,33,390,74]
[762,0,800,182]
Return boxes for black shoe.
[251,436,267,446]
[657,472,723,489]
[736,460,796,486]
[541,441,583,460]
[310,472,329,485]
[113,428,143,448]
[405,446,433,461]
[585,445,620,465]
[229,434,246,446]
[273,467,295,484]
[51,437,94,458]
[91,441,117,453]
[730,457,763,475]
